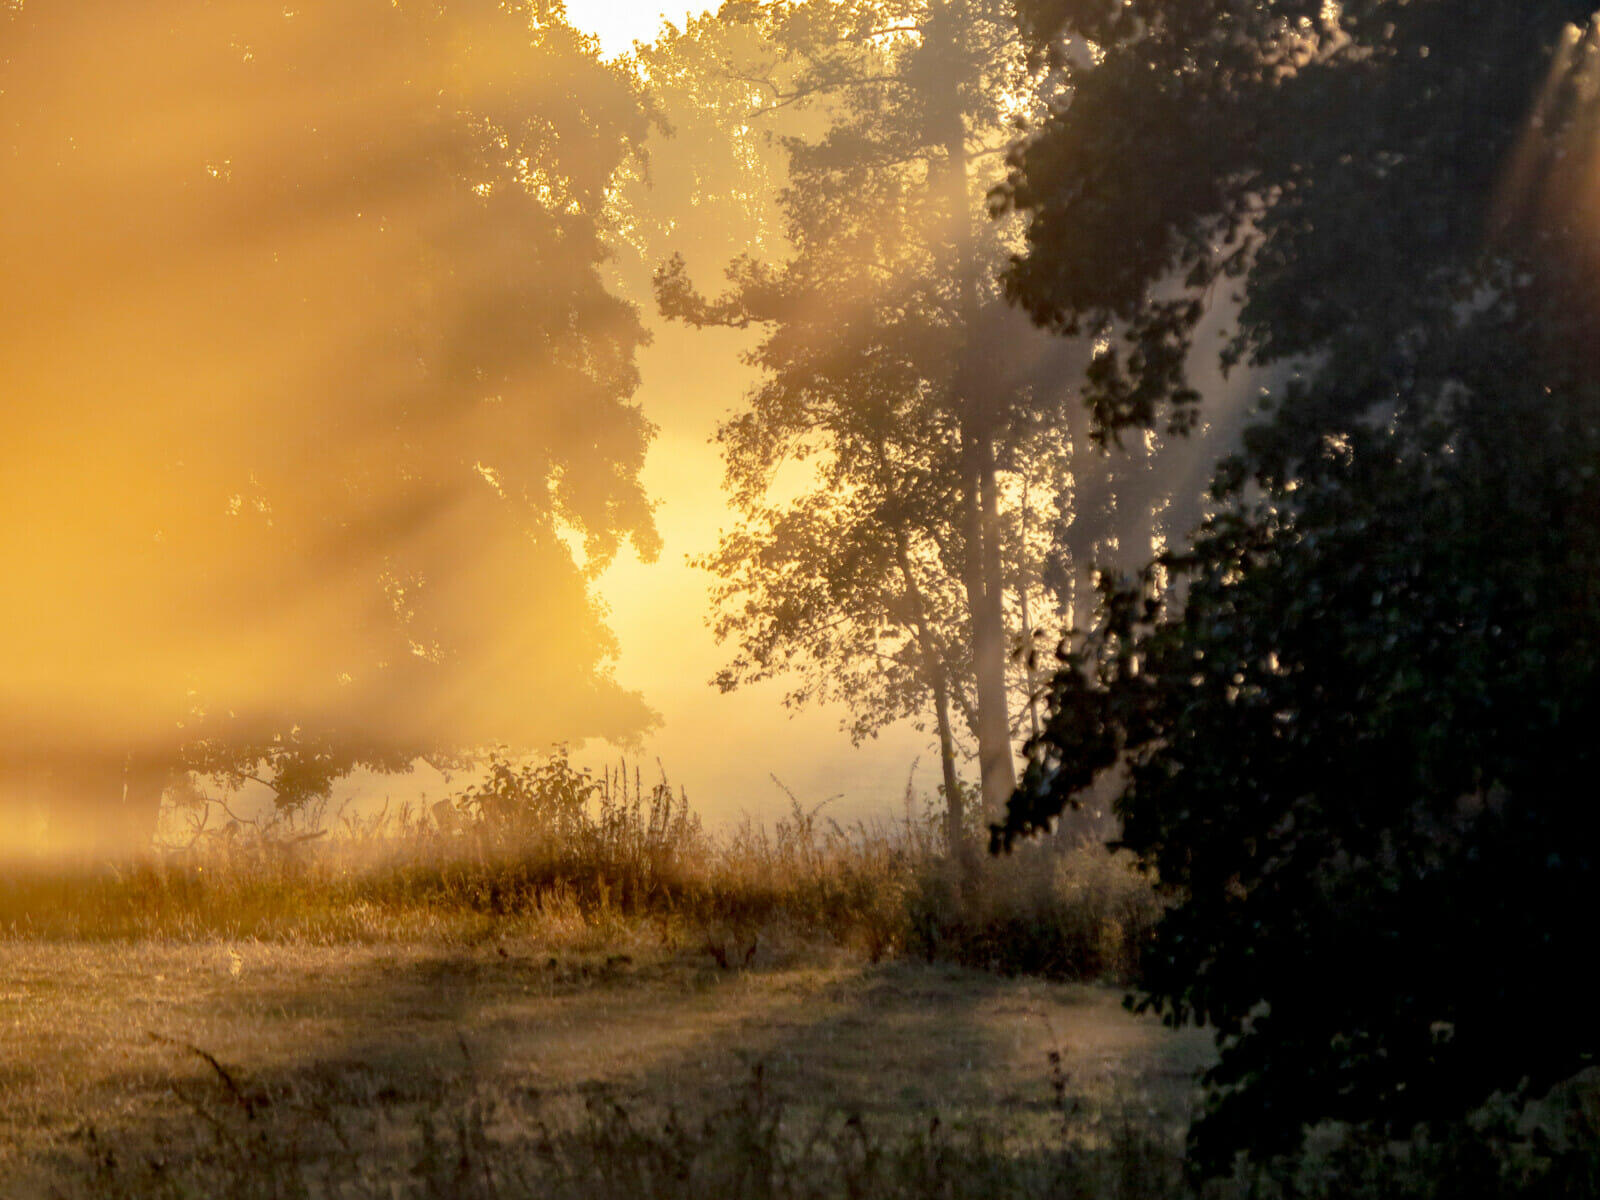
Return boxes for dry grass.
[9,936,1588,1198]
[0,757,1162,987]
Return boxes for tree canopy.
[650,0,1101,840]
[1000,0,1600,1171]
[0,0,659,851]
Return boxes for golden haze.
[0,2,658,767]
[0,0,931,845]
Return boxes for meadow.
[0,761,1593,1197]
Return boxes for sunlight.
[1494,16,1600,249]
[0,2,661,842]
[566,0,691,57]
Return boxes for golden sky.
[584,319,935,827]
[1,3,665,758]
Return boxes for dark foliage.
[998,0,1600,1173]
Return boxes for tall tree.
[0,0,660,855]
[655,0,1092,842]
[999,0,1600,1171]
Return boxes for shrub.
[906,840,1160,983]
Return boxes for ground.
[0,937,1213,1195]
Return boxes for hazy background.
[572,2,934,826]
[559,0,1242,829]
[0,0,1210,838]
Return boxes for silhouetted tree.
[652,0,1100,849]
[999,0,1600,1172]
[0,0,659,855]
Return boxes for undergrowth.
[0,754,1159,984]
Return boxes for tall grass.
[0,754,1158,983]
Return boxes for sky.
[572,2,696,59]
[0,6,666,773]
[581,323,935,829]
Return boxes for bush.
[907,840,1160,982]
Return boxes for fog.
[0,2,658,774]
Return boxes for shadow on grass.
[27,945,1599,1200]
[18,947,1201,1199]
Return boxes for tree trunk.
[931,662,971,869]
[970,430,1017,822]
[894,531,972,869]
[934,51,1017,829]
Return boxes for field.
[0,938,1212,1197]
[1,767,1594,1198]
[0,766,1204,1198]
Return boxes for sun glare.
[1494,15,1600,251]
[566,0,687,57]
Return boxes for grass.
[9,939,1591,1198]
[1,756,1596,1196]
[0,941,1208,1199]
[0,756,1162,981]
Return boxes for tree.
[998,0,1600,1171]
[653,0,1100,846]
[0,0,660,855]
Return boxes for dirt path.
[0,939,1213,1194]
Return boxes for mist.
[0,1,659,790]
[3,4,1591,1193]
